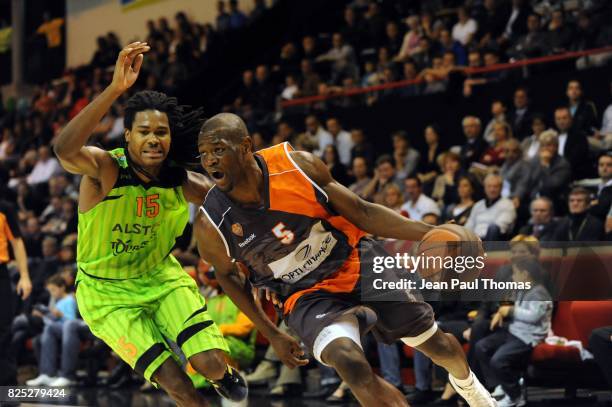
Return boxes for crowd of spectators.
[225,0,612,117]
[0,0,611,404]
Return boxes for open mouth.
[210,170,225,181]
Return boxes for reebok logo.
[238,233,256,248]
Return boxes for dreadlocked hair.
[124,90,206,170]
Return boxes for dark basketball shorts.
[285,238,436,364]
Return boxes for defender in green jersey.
[54,43,246,404]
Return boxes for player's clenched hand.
[110,42,150,94]
[269,331,309,369]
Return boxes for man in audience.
[519,198,559,241]
[554,106,591,180]
[528,130,571,212]
[506,87,532,140]
[460,116,487,169]
[325,117,354,166]
[590,152,612,220]
[566,79,598,139]
[315,33,358,85]
[400,177,440,222]
[392,131,420,182]
[304,115,332,156]
[500,139,531,210]
[362,155,400,204]
[555,187,605,241]
[349,157,372,199]
[465,173,516,240]
[27,146,63,186]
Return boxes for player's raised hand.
[111,41,150,93]
[269,331,309,369]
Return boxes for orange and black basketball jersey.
[201,142,366,303]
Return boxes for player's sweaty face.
[126,110,171,168]
[198,138,239,191]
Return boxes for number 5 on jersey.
[272,222,294,244]
[136,194,160,218]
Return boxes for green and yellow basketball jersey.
[77,148,189,279]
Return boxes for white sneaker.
[497,393,526,407]
[449,372,498,407]
[26,374,54,386]
[491,385,506,399]
[48,376,75,387]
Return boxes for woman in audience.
[432,152,464,210]
[521,114,547,160]
[481,121,512,167]
[444,175,479,225]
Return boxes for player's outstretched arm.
[54,42,150,178]
[291,150,434,241]
[194,211,308,369]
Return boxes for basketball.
[415,224,484,284]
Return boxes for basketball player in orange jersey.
[194,113,497,407]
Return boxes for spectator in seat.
[508,13,550,59]
[547,9,573,53]
[394,15,422,62]
[382,183,405,215]
[325,117,354,167]
[349,157,372,199]
[400,176,440,222]
[483,100,508,145]
[444,175,479,225]
[589,80,612,152]
[299,59,321,97]
[554,106,592,180]
[305,115,332,157]
[452,7,478,47]
[475,258,552,407]
[465,173,516,240]
[566,79,598,139]
[215,0,231,32]
[383,21,402,56]
[555,187,605,241]
[392,131,420,182]
[27,146,63,186]
[22,216,43,258]
[26,274,77,387]
[432,152,465,211]
[349,128,373,166]
[480,121,512,167]
[460,116,487,169]
[315,33,358,85]
[437,29,467,67]
[521,114,547,160]
[498,0,532,45]
[527,130,571,212]
[506,87,532,140]
[519,197,559,242]
[499,138,531,210]
[340,7,364,53]
[590,152,612,220]
[362,155,400,204]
